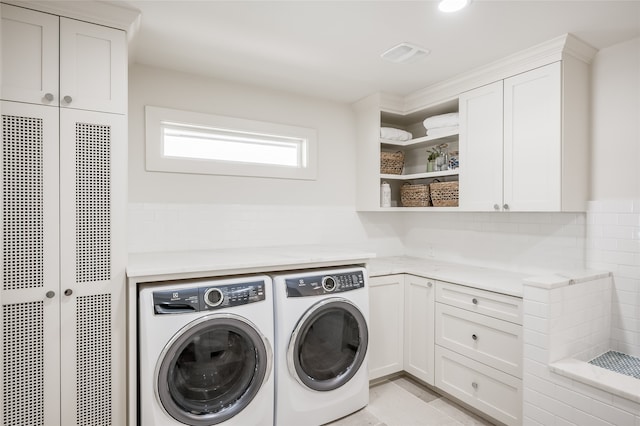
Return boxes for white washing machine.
[138,276,274,426]
[272,267,369,426]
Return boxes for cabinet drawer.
[436,303,522,378]
[436,281,522,324]
[435,346,522,426]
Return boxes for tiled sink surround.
[587,199,640,359]
[522,273,640,426]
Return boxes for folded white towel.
[423,112,459,130]
[380,127,413,141]
[426,125,459,137]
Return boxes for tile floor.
[327,375,495,426]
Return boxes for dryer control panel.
[153,281,266,314]
[285,271,365,298]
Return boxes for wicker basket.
[401,183,431,207]
[430,181,459,207]
[380,151,404,175]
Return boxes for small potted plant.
[427,147,440,172]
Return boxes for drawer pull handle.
[45,291,55,299]
[472,298,478,305]
[472,382,478,390]
[64,289,73,296]
[472,334,478,341]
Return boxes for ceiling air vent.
[381,42,430,64]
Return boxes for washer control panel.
[285,271,365,298]
[153,280,266,314]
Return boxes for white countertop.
[368,256,531,297]
[127,245,376,281]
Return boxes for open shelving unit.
[379,99,460,210]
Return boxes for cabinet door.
[59,109,126,425]
[459,81,504,211]
[403,275,435,385]
[59,18,127,114]
[503,62,562,211]
[1,4,59,106]
[368,275,404,380]
[1,101,61,425]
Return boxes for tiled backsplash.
[127,203,405,256]
[587,199,640,358]
[129,200,639,357]
[402,211,587,275]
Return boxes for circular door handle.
[503,204,510,211]
[64,289,73,296]
[472,298,478,305]
[44,93,54,102]
[45,291,55,299]
[493,204,500,211]
[472,382,478,390]
[63,95,73,104]
[472,334,478,341]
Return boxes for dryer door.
[288,298,368,391]
[156,313,272,426]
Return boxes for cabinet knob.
[45,291,55,299]
[503,203,510,211]
[472,334,478,341]
[63,95,73,104]
[44,93,54,102]
[493,204,500,211]
[472,382,478,390]
[427,281,433,288]
[472,298,478,305]
[64,289,73,296]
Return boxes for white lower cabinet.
[435,346,522,426]
[368,275,405,380]
[369,273,523,425]
[435,303,522,378]
[403,275,435,385]
[435,281,523,426]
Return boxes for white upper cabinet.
[459,81,504,211]
[460,61,587,212]
[1,5,59,106]
[503,63,562,211]
[1,4,127,114]
[356,34,595,212]
[59,18,127,114]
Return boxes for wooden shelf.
[380,169,459,181]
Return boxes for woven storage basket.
[380,151,404,175]
[430,181,459,207]
[401,183,431,207]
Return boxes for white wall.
[586,38,640,357]
[129,64,356,206]
[127,64,405,255]
[590,37,640,201]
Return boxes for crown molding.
[2,1,141,39]
[378,33,598,115]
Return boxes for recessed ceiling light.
[380,42,431,64]
[438,0,471,13]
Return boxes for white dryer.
[138,276,274,426]
[272,267,369,426]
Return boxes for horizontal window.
[145,106,317,180]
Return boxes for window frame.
[145,106,318,180]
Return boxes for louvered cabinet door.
[59,109,126,426]
[1,101,61,425]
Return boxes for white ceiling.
[121,0,640,104]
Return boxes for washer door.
[156,313,272,426]
[288,298,368,391]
